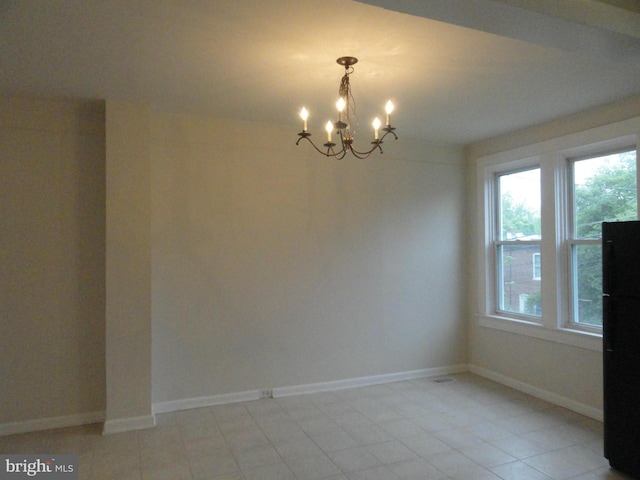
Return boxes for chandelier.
[297,56,397,159]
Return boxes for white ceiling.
[1,0,640,144]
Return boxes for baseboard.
[0,411,105,436]
[102,414,156,435]
[469,364,603,421]
[273,365,469,398]
[153,389,261,415]
[2,367,467,435]
[2,365,601,436]
[152,364,469,415]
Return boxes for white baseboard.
[469,364,603,421]
[0,411,105,436]
[273,365,469,398]
[3,368,467,435]
[153,389,261,415]
[1,365,602,435]
[152,365,469,415]
[102,414,156,435]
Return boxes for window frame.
[566,238,604,334]
[566,147,637,333]
[476,120,639,352]
[493,166,542,322]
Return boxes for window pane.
[498,244,542,317]
[532,253,541,280]
[573,243,602,326]
[573,150,637,239]
[571,149,636,328]
[499,168,541,240]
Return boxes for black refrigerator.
[603,220,640,478]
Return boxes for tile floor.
[0,373,634,480]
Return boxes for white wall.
[466,94,640,417]
[9,92,638,430]
[0,97,468,432]
[150,110,468,404]
[0,97,106,431]
[6,92,637,431]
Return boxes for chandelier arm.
[297,133,347,157]
[348,142,383,159]
[346,128,398,158]
[327,148,348,158]
[295,133,311,146]
[299,127,397,159]
[381,127,398,141]
[349,150,372,160]
[335,149,348,160]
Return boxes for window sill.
[477,314,602,352]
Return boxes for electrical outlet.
[259,389,273,399]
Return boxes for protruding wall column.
[104,100,154,434]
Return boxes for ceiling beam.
[355,0,640,67]
[494,0,640,38]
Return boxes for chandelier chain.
[338,67,352,98]
[338,67,358,138]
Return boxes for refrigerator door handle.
[603,296,615,353]
[603,239,615,295]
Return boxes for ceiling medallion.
[297,56,397,159]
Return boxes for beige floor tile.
[459,441,517,468]
[189,448,239,479]
[388,457,449,479]
[141,458,192,480]
[365,439,417,465]
[328,446,380,472]
[490,461,554,480]
[285,453,342,480]
[0,374,611,480]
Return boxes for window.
[569,150,638,329]
[477,122,639,350]
[496,168,541,319]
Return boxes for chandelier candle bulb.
[325,121,333,142]
[385,100,394,126]
[336,98,345,122]
[373,117,381,140]
[300,107,309,132]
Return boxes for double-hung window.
[495,167,542,320]
[569,149,638,331]
[477,121,639,350]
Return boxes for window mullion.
[540,153,563,329]
[557,152,573,330]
